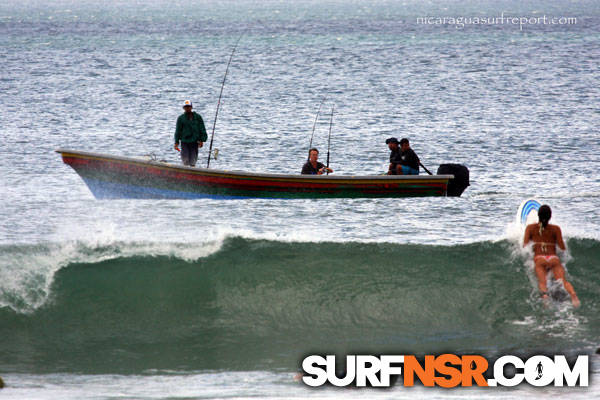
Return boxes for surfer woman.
[523,205,580,307]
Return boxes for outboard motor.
[437,164,470,197]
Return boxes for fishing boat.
[56,149,469,199]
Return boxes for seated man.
[523,205,580,307]
[386,137,419,175]
[301,148,333,175]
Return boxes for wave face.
[1,237,599,374]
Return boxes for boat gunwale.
[56,149,454,182]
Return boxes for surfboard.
[516,198,541,229]
[517,199,570,303]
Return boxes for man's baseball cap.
[385,137,399,144]
[183,100,193,108]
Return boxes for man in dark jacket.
[301,148,333,175]
[386,137,419,175]
[174,100,208,166]
[398,138,420,175]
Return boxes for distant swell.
[1,237,599,374]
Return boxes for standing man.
[523,204,580,307]
[174,100,207,167]
[386,137,420,175]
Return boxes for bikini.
[533,241,558,262]
[534,254,559,262]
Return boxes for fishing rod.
[326,104,334,175]
[207,35,242,168]
[419,161,433,175]
[308,96,327,160]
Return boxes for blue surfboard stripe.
[520,199,541,225]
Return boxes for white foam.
[1,369,599,400]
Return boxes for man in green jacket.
[174,100,208,167]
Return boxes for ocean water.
[1,0,599,398]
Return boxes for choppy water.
[1,0,599,398]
